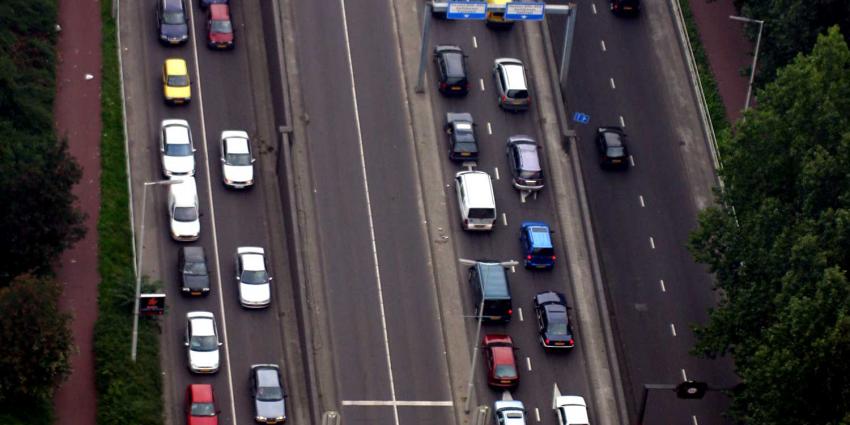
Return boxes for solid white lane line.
[472,35,478,48]
[487,122,492,135]
[670,323,677,336]
[502,213,508,226]
[600,40,607,51]
[660,279,666,292]
[619,115,626,127]
[681,369,688,381]
[639,195,645,207]
[592,2,597,14]
[535,407,541,422]
[186,4,237,421]
[526,357,532,371]
[339,0,399,422]
[341,400,454,407]
[518,308,524,322]
[480,78,486,91]
[649,237,656,249]
[629,155,635,167]
[494,167,500,180]
[610,77,616,89]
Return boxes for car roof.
[524,223,552,248]
[555,396,589,423]
[457,171,494,207]
[515,143,541,172]
[183,246,205,261]
[165,58,188,75]
[443,51,465,78]
[255,366,281,387]
[446,112,473,123]
[189,316,215,336]
[477,262,510,297]
[241,254,266,271]
[209,3,230,19]
[169,176,197,199]
[225,136,249,154]
[189,384,214,402]
[483,333,512,346]
[164,125,191,144]
[164,0,184,11]
[536,290,565,305]
[496,58,527,90]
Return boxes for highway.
[118,0,311,423]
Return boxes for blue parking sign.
[572,112,590,124]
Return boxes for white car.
[220,130,255,189]
[555,395,590,425]
[235,247,271,308]
[168,176,200,241]
[494,400,527,425]
[160,119,196,177]
[185,311,221,374]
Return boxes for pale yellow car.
[162,58,191,105]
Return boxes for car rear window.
[167,75,189,86]
[606,146,625,157]
[494,364,517,379]
[469,207,495,219]
[532,247,554,256]
[507,89,528,99]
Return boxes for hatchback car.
[185,384,219,425]
[482,334,519,389]
[555,395,590,425]
[163,58,191,105]
[207,4,234,49]
[493,58,530,111]
[494,400,527,425]
[179,246,210,296]
[250,364,286,423]
[506,135,543,191]
[220,130,254,188]
[534,291,575,349]
[185,312,221,373]
[520,221,555,269]
[596,126,629,169]
[445,112,478,161]
[610,0,640,16]
[434,45,469,96]
[235,247,272,308]
[160,119,195,177]
[168,176,200,241]
[156,0,189,45]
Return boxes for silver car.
[185,311,221,373]
[160,119,196,177]
[220,130,255,188]
[250,364,286,423]
[235,247,272,308]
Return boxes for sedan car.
[160,119,195,177]
[596,126,629,169]
[482,334,519,389]
[506,135,543,191]
[235,247,271,308]
[207,4,234,49]
[445,112,478,161]
[155,0,189,45]
[250,364,286,423]
[533,291,575,349]
[179,246,210,296]
[163,58,191,105]
[434,45,469,95]
[220,130,255,188]
[555,395,590,425]
[185,384,219,425]
[185,312,221,373]
[494,400,527,425]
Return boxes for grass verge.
[93,0,163,423]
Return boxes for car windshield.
[257,386,283,401]
[241,270,268,285]
[184,261,207,275]
[226,153,252,166]
[163,11,185,25]
[165,143,192,156]
[606,146,625,158]
[495,364,517,379]
[167,75,189,86]
[520,169,541,180]
[174,206,198,222]
[211,19,232,33]
[191,402,216,416]
[190,335,217,351]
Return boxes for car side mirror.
[218,342,223,346]
[220,158,226,163]
[215,410,222,415]
[251,158,256,163]
[192,148,197,152]
[269,277,274,281]
[184,342,189,347]
[236,276,241,280]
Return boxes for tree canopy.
[690,26,850,424]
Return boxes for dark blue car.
[520,221,555,269]
[156,0,189,45]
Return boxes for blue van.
[520,221,555,269]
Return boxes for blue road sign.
[504,2,545,21]
[572,112,590,124]
[447,1,488,20]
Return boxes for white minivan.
[168,176,200,241]
[455,170,497,231]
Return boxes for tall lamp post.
[729,15,765,112]
[131,178,182,362]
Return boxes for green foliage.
[0,275,72,402]
[0,398,53,425]
[92,0,163,422]
[0,0,85,285]
[690,27,850,424]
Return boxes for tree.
[690,27,850,424]
[0,274,73,402]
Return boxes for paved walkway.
[52,0,102,423]
[687,0,754,123]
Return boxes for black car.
[156,0,190,45]
[434,45,469,96]
[178,247,210,296]
[506,135,544,191]
[199,0,227,9]
[610,0,640,16]
[250,364,286,424]
[533,291,575,349]
[596,126,630,169]
[445,112,479,161]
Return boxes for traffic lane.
[290,0,395,403]
[340,406,395,424]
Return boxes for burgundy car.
[482,334,519,389]
[207,4,234,49]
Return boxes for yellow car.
[162,58,191,105]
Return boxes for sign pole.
[559,4,577,90]
[415,3,432,93]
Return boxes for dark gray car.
[250,364,286,423]
[178,246,210,296]
[445,112,479,162]
[156,0,189,45]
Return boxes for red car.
[185,384,219,425]
[207,4,234,49]
[482,334,519,389]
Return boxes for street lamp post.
[729,15,765,112]
[131,178,182,362]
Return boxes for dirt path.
[52,0,102,423]
[687,0,754,123]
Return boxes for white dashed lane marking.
[670,323,677,336]
[610,77,616,89]
[487,122,492,135]
[639,195,645,207]
[619,115,626,127]
[592,2,597,14]
[600,40,606,51]
[660,279,666,292]
[479,78,485,91]
[472,35,478,48]
[649,237,655,249]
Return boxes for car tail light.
[551,256,557,260]
[527,255,532,260]
[507,309,513,316]
[440,82,447,89]
[544,338,550,345]
[569,338,575,346]
[501,95,507,102]
[463,219,469,227]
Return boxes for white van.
[455,170,497,231]
[168,176,200,241]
